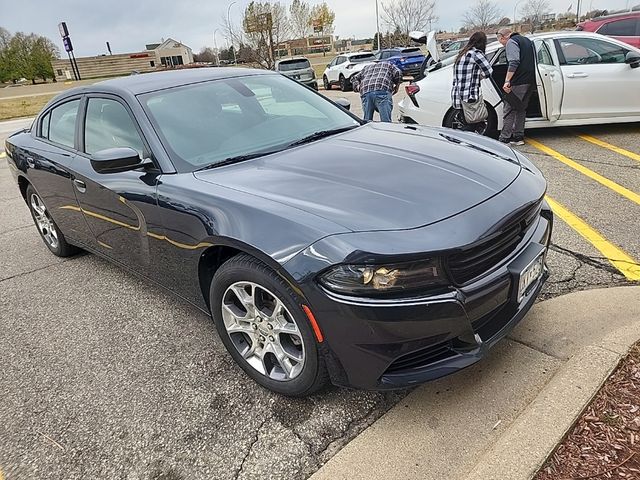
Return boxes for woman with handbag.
[451,32,493,134]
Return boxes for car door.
[71,94,161,269]
[27,97,95,246]
[534,39,563,122]
[328,56,346,82]
[554,36,639,119]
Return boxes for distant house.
[147,38,194,67]
[51,38,194,81]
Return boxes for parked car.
[577,11,640,48]
[275,57,317,90]
[374,47,425,77]
[322,51,376,91]
[6,68,552,396]
[399,31,640,136]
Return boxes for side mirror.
[334,98,351,111]
[625,51,640,68]
[90,147,150,174]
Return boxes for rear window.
[277,59,311,71]
[598,18,638,36]
[350,54,375,63]
[400,47,422,55]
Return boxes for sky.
[2,0,635,57]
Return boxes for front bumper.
[297,210,552,390]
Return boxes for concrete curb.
[463,321,640,480]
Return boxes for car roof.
[79,68,272,95]
[586,10,640,23]
[343,51,374,57]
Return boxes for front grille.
[447,202,541,285]
[385,341,454,374]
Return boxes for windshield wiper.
[196,150,280,171]
[286,126,358,148]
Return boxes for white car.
[398,31,640,135]
[322,52,376,91]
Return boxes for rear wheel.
[339,75,350,92]
[323,75,331,90]
[26,185,79,257]
[443,104,498,138]
[210,254,329,396]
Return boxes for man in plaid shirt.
[351,61,402,122]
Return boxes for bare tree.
[462,0,503,31]
[222,1,290,69]
[382,0,438,35]
[289,0,312,39]
[520,0,551,32]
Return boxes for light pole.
[375,0,381,51]
[513,0,523,26]
[213,28,221,66]
[227,1,238,65]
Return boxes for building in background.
[51,38,193,81]
[276,36,334,57]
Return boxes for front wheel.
[323,75,331,90]
[210,254,329,396]
[26,185,79,257]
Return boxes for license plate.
[517,253,544,301]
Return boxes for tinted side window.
[558,38,628,65]
[40,112,50,139]
[84,98,145,156]
[48,99,80,148]
[336,56,346,65]
[598,18,637,36]
[537,41,554,66]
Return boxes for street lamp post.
[227,1,238,65]
[213,28,221,66]
[514,0,523,26]
[375,0,381,51]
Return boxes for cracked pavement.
[1,106,638,479]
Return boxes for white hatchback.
[322,52,376,92]
[398,31,640,134]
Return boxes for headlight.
[318,258,447,297]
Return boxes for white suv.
[322,52,376,91]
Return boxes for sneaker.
[510,138,525,146]
[498,137,511,144]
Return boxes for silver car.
[275,57,318,90]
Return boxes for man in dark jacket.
[497,28,535,145]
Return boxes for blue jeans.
[361,91,393,122]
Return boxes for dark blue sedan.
[375,47,425,77]
[5,69,551,396]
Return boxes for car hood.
[194,123,522,232]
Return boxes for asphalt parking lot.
[1,91,638,479]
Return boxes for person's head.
[497,28,512,46]
[455,31,488,63]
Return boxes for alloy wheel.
[323,75,330,90]
[30,193,59,250]
[221,281,305,381]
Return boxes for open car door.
[534,39,563,122]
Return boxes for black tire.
[443,104,498,138]
[339,75,350,92]
[323,75,331,90]
[26,185,79,257]
[210,253,329,396]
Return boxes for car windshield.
[278,59,311,71]
[140,74,360,172]
[350,54,375,63]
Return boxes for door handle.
[73,178,87,193]
[567,72,588,78]
[26,156,35,168]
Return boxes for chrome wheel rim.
[30,193,58,249]
[222,282,305,381]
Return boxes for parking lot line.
[578,134,640,163]
[546,196,640,281]
[527,139,640,206]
